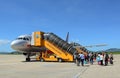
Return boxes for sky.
[0,0,120,52]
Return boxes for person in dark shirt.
[104,52,109,66]
[76,53,81,66]
[109,53,113,64]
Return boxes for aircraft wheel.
[40,58,44,62]
[58,58,62,62]
[26,58,30,62]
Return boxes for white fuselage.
[11,35,46,53]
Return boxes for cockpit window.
[23,38,26,40]
[16,37,29,41]
[17,38,22,40]
[26,38,29,40]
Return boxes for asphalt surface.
[0,55,119,78]
[80,55,120,78]
[0,55,89,78]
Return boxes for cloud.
[0,39,11,46]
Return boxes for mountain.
[0,52,11,54]
[105,48,120,52]
[0,51,22,54]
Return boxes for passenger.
[79,52,85,66]
[88,52,91,62]
[104,52,109,66]
[84,54,87,62]
[84,53,89,64]
[109,53,113,64]
[84,54,87,64]
[86,53,90,63]
[76,53,81,66]
[94,53,97,60]
[73,53,77,63]
[90,52,94,65]
[100,53,104,65]
[96,53,100,65]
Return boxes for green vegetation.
[10,51,22,55]
[108,52,120,54]
[0,52,11,55]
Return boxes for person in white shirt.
[100,53,104,65]
[79,52,85,66]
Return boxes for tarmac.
[80,54,120,78]
[0,55,119,78]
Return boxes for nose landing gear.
[26,53,31,62]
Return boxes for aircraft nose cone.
[11,40,25,50]
[11,40,29,51]
[11,41,19,50]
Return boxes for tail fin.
[66,32,69,42]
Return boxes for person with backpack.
[104,52,109,66]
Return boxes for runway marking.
[73,67,88,78]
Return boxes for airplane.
[11,34,47,61]
[11,32,106,62]
[11,32,70,61]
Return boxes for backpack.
[76,54,80,60]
